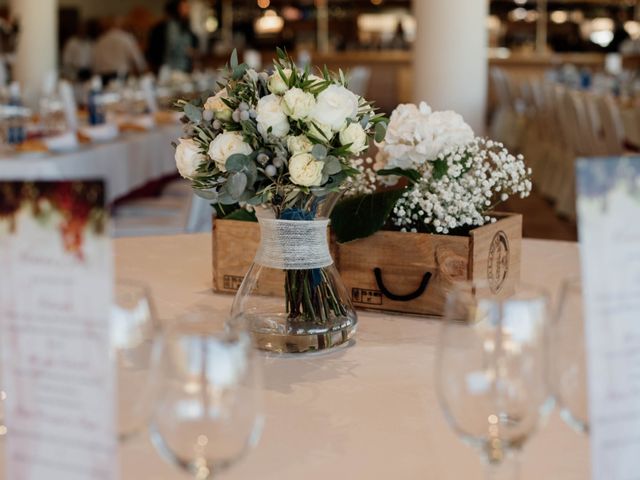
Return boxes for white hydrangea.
[390,138,532,234]
[378,102,474,170]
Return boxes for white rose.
[287,134,313,155]
[268,68,292,95]
[339,122,368,154]
[208,131,253,172]
[256,94,290,138]
[282,87,315,121]
[307,121,333,141]
[289,153,324,187]
[311,84,359,132]
[175,138,207,180]
[204,88,232,121]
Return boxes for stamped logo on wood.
[487,231,510,293]
[352,288,383,305]
[223,275,245,291]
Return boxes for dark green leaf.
[432,159,448,180]
[330,189,405,243]
[224,208,257,222]
[377,167,421,184]
[374,122,387,143]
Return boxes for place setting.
[1,1,640,479]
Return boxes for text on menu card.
[0,181,117,480]
[576,157,640,480]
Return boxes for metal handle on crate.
[373,267,432,302]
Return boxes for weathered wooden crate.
[211,218,337,296]
[336,213,522,317]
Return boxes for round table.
[103,233,589,480]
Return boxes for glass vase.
[230,216,357,354]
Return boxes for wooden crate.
[211,218,337,296]
[336,213,522,317]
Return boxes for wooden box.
[211,218,337,296]
[336,213,522,317]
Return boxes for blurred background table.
[0,124,181,203]
[47,233,590,480]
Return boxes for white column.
[412,0,488,134]
[10,0,58,109]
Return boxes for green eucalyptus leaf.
[224,208,257,222]
[232,64,248,80]
[225,154,249,172]
[184,103,202,123]
[227,172,248,199]
[330,189,406,243]
[311,144,328,160]
[230,48,238,69]
[377,167,421,184]
[323,156,342,175]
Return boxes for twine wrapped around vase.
[254,218,332,270]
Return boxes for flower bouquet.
[174,49,386,352]
[332,102,532,316]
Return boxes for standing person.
[147,0,198,73]
[62,20,98,82]
[93,16,147,84]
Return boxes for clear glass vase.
[230,216,357,354]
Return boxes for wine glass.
[149,316,263,479]
[436,282,552,480]
[112,279,158,441]
[550,277,589,435]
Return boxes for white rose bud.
[175,138,207,180]
[256,94,290,138]
[282,87,316,121]
[267,68,291,95]
[287,134,313,155]
[311,84,359,132]
[339,122,368,154]
[204,88,232,121]
[208,131,253,172]
[288,153,324,187]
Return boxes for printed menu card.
[576,157,640,480]
[0,181,116,480]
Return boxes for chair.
[346,66,371,97]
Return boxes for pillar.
[316,0,330,54]
[412,0,488,134]
[10,0,58,110]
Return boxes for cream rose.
[289,153,324,187]
[208,132,253,172]
[204,88,232,121]
[267,68,291,95]
[256,94,290,138]
[287,134,313,155]
[282,87,315,121]
[175,138,207,180]
[339,122,368,154]
[311,84,359,132]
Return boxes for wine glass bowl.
[112,279,158,441]
[149,319,262,479]
[436,282,551,476]
[550,277,589,435]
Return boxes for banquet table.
[0,124,182,203]
[0,234,590,479]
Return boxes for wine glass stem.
[485,455,520,480]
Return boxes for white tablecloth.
[100,234,586,480]
[0,124,182,202]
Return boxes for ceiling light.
[550,11,568,24]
